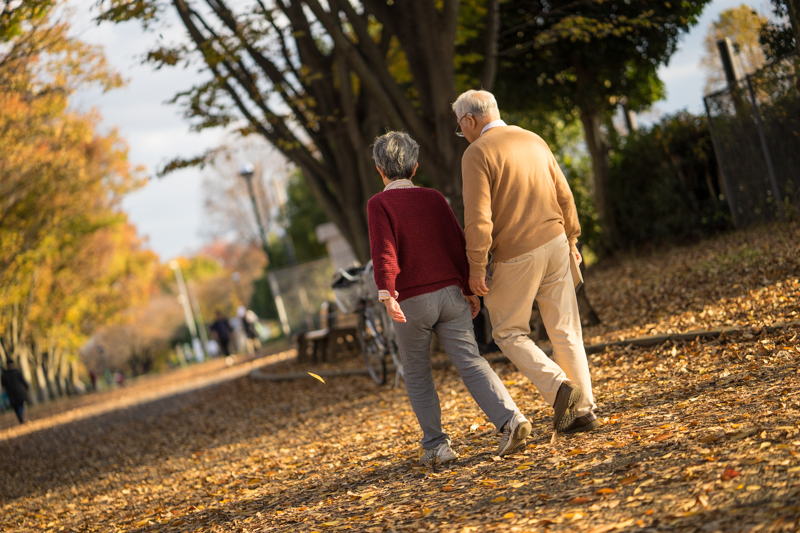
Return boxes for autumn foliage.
[0,0,158,401]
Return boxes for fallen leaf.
[307,372,326,384]
[569,497,591,504]
[721,467,739,480]
[730,428,758,441]
[619,475,638,485]
[491,496,507,503]
[503,512,515,519]
[654,432,673,442]
[596,488,616,495]
[587,524,618,533]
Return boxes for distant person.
[114,370,124,387]
[1,359,30,424]
[89,370,98,391]
[244,310,261,349]
[368,131,531,469]
[209,311,233,356]
[454,89,599,434]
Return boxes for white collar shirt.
[481,119,507,136]
[383,179,417,191]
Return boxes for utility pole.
[170,260,204,362]
[186,280,210,351]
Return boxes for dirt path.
[0,225,798,532]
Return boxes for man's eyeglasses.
[455,112,473,137]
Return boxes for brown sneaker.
[562,412,601,435]
[553,381,582,433]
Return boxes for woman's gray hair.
[372,131,419,180]
[451,89,500,119]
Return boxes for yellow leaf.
[619,475,638,485]
[491,496,507,503]
[654,432,673,442]
[422,508,434,516]
[308,372,326,384]
[596,488,616,495]
[567,448,586,456]
[517,465,530,471]
[503,512,515,519]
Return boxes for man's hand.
[383,297,406,323]
[464,294,481,319]
[469,275,489,297]
[573,250,582,265]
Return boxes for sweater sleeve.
[444,198,474,296]
[461,147,494,278]
[550,151,581,253]
[367,197,400,300]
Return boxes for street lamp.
[238,163,292,338]
[239,163,272,266]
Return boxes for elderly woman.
[367,131,531,469]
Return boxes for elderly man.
[368,131,532,468]
[453,90,600,434]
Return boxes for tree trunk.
[480,0,500,91]
[18,347,36,405]
[579,104,616,249]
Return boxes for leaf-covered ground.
[1,225,799,533]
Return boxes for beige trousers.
[485,233,595,416]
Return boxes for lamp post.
[239,163,272,264]
[238,164,292,337]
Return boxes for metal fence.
[704,55,800,227]
[267,256,337,335]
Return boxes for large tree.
[492,0,711,249]
[98,0,490,262]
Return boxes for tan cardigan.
[461,125,581,278]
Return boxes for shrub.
[609,111,733,248]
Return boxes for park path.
[0,350,296,441]
[0,224,798,532]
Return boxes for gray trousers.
[394,285,519,449]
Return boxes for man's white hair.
[451,90,501,119]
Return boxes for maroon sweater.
[367,187,473,302]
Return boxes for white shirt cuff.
[378,290,399,301]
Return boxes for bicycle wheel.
[358,303,387,385]
[376,304,404,381]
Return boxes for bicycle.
[332,261,404,386]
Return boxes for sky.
[68,0,777,260]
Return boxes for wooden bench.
[296,302,358,364]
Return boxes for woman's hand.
[464,294,481,319]
[383,297,406,323]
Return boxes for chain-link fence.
[267,256,337,335]
[704,55,800,227]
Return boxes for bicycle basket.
[332,265,366,314]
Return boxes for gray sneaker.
[496,412,531,456]
[420,440,458,469]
